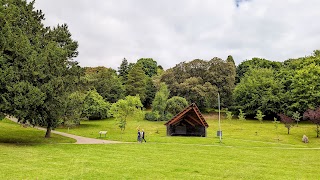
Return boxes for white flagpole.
[218,93,222,143]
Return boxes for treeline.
[233,51,320,118]
[89,50,320,123]
[86,50,320,121]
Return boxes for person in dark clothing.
[137,129,141,143]
[141,129,146,142]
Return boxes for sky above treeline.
[33,0,320,69]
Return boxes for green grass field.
[57,114,320,148]
[1,115,320,179]
[0,119,75,144]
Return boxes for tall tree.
[233,68,282,116]
[0,0,82,137]
[118,58,129,82]
[125,63,147,103]
[144,77,156,108]
[152,83,170,121]
[206,57,236,107]
[288,63,320,111]
[84,67,124,103]
[160,58,232,109]
[136,58,158,77]
[226,55,235,65]
[236,58,282,83]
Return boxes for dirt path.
[6,116,122,144]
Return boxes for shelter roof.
[164,103,209,127]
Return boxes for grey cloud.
[33,0,320,69]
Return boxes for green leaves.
[289,63,320,111]
[109,96,143,133]
[238,109,246,121]
[255,110,265,123]
[160,57,235,109]
[125,63,147,102]
[82,89,111,120]
[233,68,282,116]
[85,67,124,103]
[152,83,169,121]
[166,96,188,116]
[136,58,158,77]
[0,0,82,137]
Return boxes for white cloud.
[33,0,320,69]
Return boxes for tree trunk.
[287,128,290,135]
[45,126,51,138]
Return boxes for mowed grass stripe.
[0,143,319,179]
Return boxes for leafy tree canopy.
[136,58,158,77]
[125,63,147,102]
[236,58,282,83]
[160,57,235,109]
[166,96,188,116]
[109,95,143,133]
[152,83,170,121]
[0,0,82,137]
[233,68,282,116]
[82,89,111,120]
[84,66,124,103]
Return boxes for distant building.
[164,103,209,137]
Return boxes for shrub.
[82,89,111,120]
[145,112,158,121]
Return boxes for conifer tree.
[0,0,82,137]
[125,63,147,102]
[118,58,129,82]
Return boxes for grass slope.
[57,115,320,148]
[0,119,75,144]
[1,115,320,179]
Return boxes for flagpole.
[218,93,222,143]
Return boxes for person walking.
[141,129,146,142]
[137,129,141,143]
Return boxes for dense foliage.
[303,107,320,137]
[109,96,143,133]
[0,0,82,137]
[82,89,111,120]
[234,51,320,119]
[84,67,124,103]
[160,57,235,109]
[125,63,147,103]
[166,96,188,116]
[233,68,282,116]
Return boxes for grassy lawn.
[0,143,319,179]
[0,119,75,144]
[1,115,320,179]
[57,114,320,148]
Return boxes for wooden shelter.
[164,103,209,137]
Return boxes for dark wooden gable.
[165,103,208,136]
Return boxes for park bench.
[99,131,107,138]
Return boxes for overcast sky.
[33,0,320,69]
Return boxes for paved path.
[6,116,122,144]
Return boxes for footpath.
[6,116,122,144]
